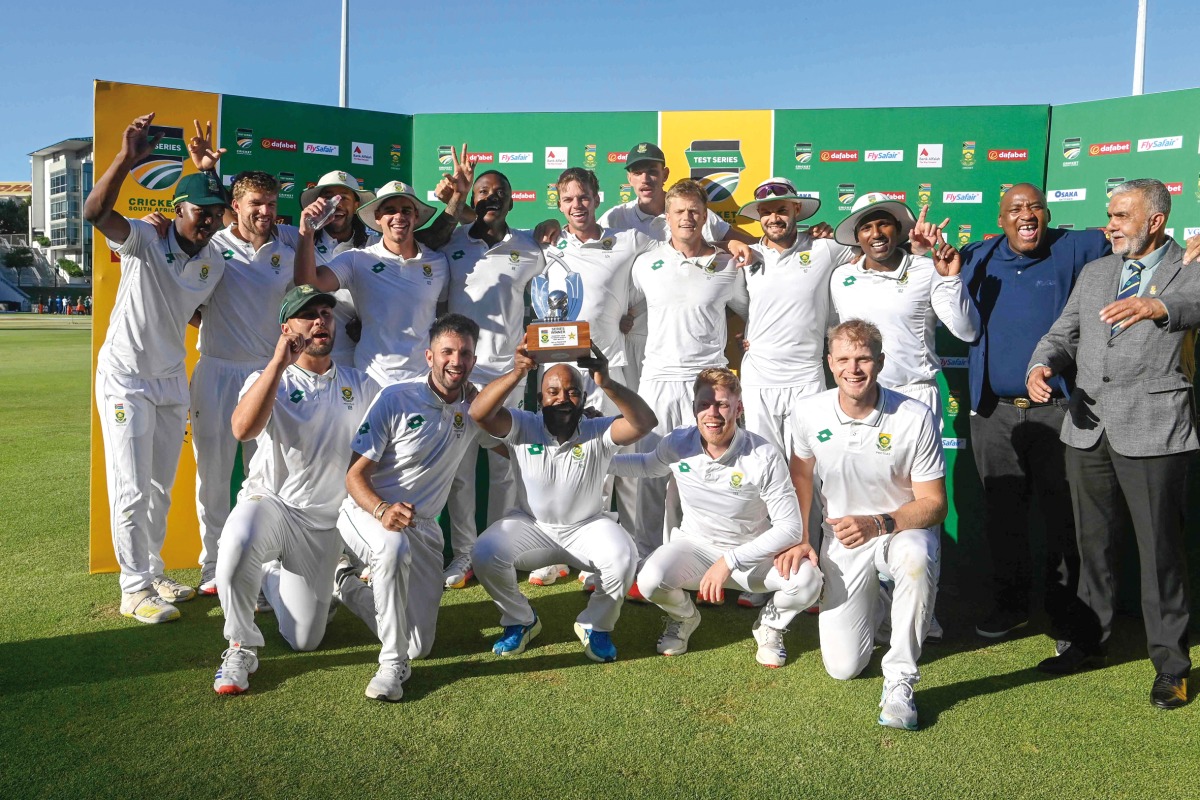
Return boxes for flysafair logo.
[677,462,692,473]
[289,389,304,404]
[729,471,744,489]
[961,141,976,168]
[509,251,520,264]
[837,183,856,208]
[528,443,544,455]
[341,387,353,403]
[1063,137,1081,161]
[571,445,584,462]
[620,183,633,203]
[422,264,433,278]
[236,128,253,152]
[131,124,185,191]
[454,412,464,429]
[584,144,597,169]
[1106,177,1126,198]
[407,415,425,430]
[114,403,127,424]
[816,429,832,443]
[794,142,812,167]
[877,433,892,452]
[958,224,972,247]
[686,140,745,202]
[277,172,295,197]
[546,184,560,209]
[842,276,856,287]
[918,183,932,207]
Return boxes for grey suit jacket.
[1029,240,1200,457]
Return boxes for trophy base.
[527,321,592,362]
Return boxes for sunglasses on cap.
[754,182,796,200]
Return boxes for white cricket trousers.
[623,332,647,395]
[637,534,823,627]
[632,379,694,561]
[96,367,189,594]
[337,500,444,664]
[446,378,525,557]
[473,512,637,632]
[191,356,261,573]
[890,379,942,431]
[217,491,341,651]
[819,526,940,683]
[574,364,637,537]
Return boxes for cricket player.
[334,314,494,701]
[469,342,657,662]
[629,180,750,568]
[212,285,377,695]
[791,320,947,730]
[294,182,449,387]
[84,112,228,622]
[609,368,822,667]
[439,164,546,590]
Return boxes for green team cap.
[173,172,228,208]
[278,284,337,324]
[625,142,666,169]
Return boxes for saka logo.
[571,444,585,462]
[729,471,744,489]
[877,432,892,452]
[131,124,185,191]
[289,389,305,404]
[453,412,464,429]
[341,387,354,403]
[686,140,746,202]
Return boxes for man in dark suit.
[1028,178,1199,709]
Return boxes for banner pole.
[1132,0,1147,96]
[340,0,350,107]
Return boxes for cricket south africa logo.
[341,387,354,403]
[877,433,892,452]
[132,125,185,191]
[571,445,584,462]
[729,472,744,489]
[686,139,746,202]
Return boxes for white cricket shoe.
[443,552,473,590]
[198,564,218,596]
[213,644,259,695]
[878,677,919,731]
[657,606,702,656]
[152,575,196,603]
[120,588,180,624]
[752,618,788,668]
[366,660,411,702]
[579,571,598,592]
[529,564,569,586]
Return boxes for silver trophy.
[528,254,589,360]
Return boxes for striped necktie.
[1112,259,1145,336]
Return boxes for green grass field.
[1,314,1197,800]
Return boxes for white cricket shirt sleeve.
[350,391,393,463]
[724,446,805,571]
[790,411,815,460]
[929,267,980,343]
[704,209,731,241]
[110,216,151,256]
[910,404,946,482]
[326,251,355,293]
[727,266,750,320]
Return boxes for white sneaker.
[529,564,569,586]
[198,564,218,596]
[737,591,769,608]
[579,571,598,592]
[878,677,919,730]
[152,575,196,603]
[255,589,273,614]
[366,660,411,702]
[443,552,473,590]
[120,588,180,624]
[213,644,259,695]
[657,605,702,656]
[752,618,788,668]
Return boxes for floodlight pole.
[339,0,350,107]
[1132,0,1147,95]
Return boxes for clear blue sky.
[2,0,1197,180]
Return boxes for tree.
[5,246,35,286]
[57,258,82,278]
[0,199,29,236]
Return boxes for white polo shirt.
[742,236,856,388]
[100,218,225,379]
[503,409,621,528]
[791,387,944,536]
[611,426,803,570]
[631,243,750,382]
[598,201,730,338]
[327,242,450,384]
[350,378,492,519]
[239,363,378,529]
[198,227,296,363]
[442,226,546,384]
[544,227,655,366]
[829,253,979,387]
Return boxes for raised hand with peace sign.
[187,118,227,172]
[908,204,950,256]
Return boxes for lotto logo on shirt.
[260,138,298,152]
[820,150,859,162]
[816,429,833,443]
[500,152,534,164]
[1137,136,1183,153]
[986,149,1027,161]
[865,150,904,163]
[407,415,425,430]
[289,390,304,404]
[1089,141,1131,156]
[304,142,339,156]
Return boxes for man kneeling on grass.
[609,368,823,668]
[469,342,656,662]
[213,285,377,694]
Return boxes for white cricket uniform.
[441,226,546,555]
[742,236,856,453]
[336,379,492,664]
[96,218,225,593]
[791,387,944,683]
[192,226,298,577]
[473,411,637,632]
[611,427,822,626]
[597,202,730,394]
[278,224,380,368]
[326,242,450,386]
[216,364,377,652]
[629,244,751,560]
[829,254,979,428]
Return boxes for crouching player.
[212,285,378,694]
[610,368,822,667]
[790,320,946,730]
[469,343,656,662]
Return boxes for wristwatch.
[880,514,896,534]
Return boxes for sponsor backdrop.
[89,80,1195,584]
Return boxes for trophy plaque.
[527,256,591,362]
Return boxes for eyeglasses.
[754,182,795,200]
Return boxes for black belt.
[996,396,1063,409]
